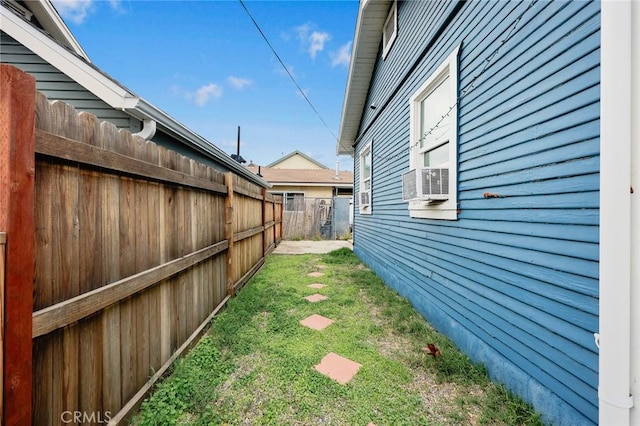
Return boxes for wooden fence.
[0,65,282,425]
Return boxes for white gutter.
[134,99,270,188]
[599,1,635,424]
[133,118,157,140]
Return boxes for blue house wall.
[352,1,599,424]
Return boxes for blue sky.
[52,0,359,170]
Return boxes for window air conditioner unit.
[359,190,371,206]
[402,168,449,202]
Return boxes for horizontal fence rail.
[0,64,282,425]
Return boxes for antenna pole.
[237,126,241,157]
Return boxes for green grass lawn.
[133,248,542,425]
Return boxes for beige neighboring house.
[247,150,353,206]
[247,151,353,239]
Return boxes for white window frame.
[407,45,460,220]
[359,140,372,215]
[382,1,398,59]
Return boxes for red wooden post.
[0,64,36,425]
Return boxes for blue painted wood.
[351,0,601,424]
[460,130,599,178]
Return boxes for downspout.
[599,1,634,424]
[133,118,157,140]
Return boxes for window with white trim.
[382,1,397,59]
[405,45,460,220]
[359,140,372,215]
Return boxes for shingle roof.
[246,166,353,186]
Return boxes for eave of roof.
[337,0,391,156]
[1,2,270,188]
[33,0,90,61]
[267,150,329,169]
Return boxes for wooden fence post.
[0,232,5,421]
[262,188,267,257]
[224,172,235,295]
[0,65,36,425]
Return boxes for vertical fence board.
[77,112,103,416]
[100,121,122,414]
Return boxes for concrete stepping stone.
[308,283,326,289]
[308,271,324,277]
[314,352,362,384]
[304,293,328,303]
[315,264,328,269]
[300,314,333,330]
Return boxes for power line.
[237,0,339,142]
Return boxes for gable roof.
[337,0,392,156]
[3,0,89,60]
[0,0,269,188]
[246,165,353,188]
[267,150,329,169]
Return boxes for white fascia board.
[32,0,90,61]
[135,99,270,188]
[1,5,138,110]
[337,0,391,156]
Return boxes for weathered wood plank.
[145,140,162,375]
[99,120,122,414]
[233,226,266,243]
[225,173,235,294]
[32,241,229,338]
[117,129,137,406]
[35,129,228,195]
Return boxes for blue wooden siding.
[0,31,135,130]
[353,1,599,424]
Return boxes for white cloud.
[191,84,223,106]
[174,84,222,106]
[330,41,352,67]
[295,24,331,59]
[109,0,125,13]
[227,76,253,90]
[52,0,94,24]
[308,31,330,59]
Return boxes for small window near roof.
[382,1,397,59]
